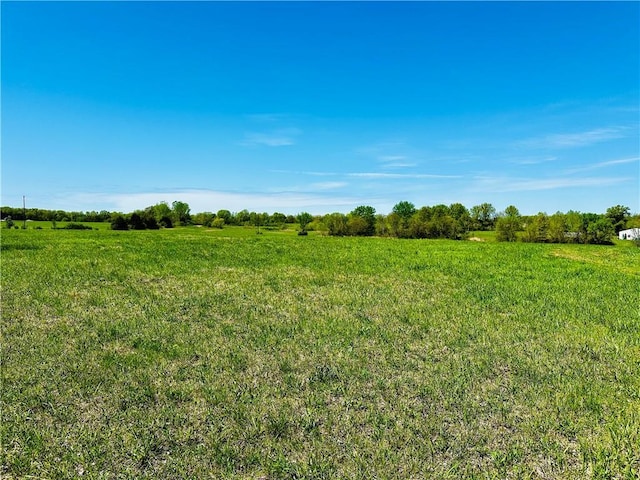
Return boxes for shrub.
[63,223,93,230]
[110,215,129,231]
[211,218,225,229]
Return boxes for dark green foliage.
[110,214,129,230]
[522,213,549,243]
[349,205,376,235]
[547,213,567,243]
[216,209,232,224]
[171,201,191,226]
[271,212,286,226]
[236,209,251,225]
[129,212,145,230]
[495,217,520,242]
[470,203,496,230]
[158,215,173,228]
[191,211,216,227]
[349,205,376,236]
[62,222,93,230]
[605,205,631,233]
[504,205,520,218]
[392,201,416,221]
[586,217,615,245]
[297,212,313,234]
[325,212,348,236]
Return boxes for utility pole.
[23,195,26,229]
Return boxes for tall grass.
[2,227,638,478]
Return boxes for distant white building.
[618,228,640,240]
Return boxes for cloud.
[519,126,630,149]
[510,156,558,165]
[473,175,630,193]
[310,182,348,190]
[563,156,639,174]
[348,172,461,179]
[269,169,338,177]
[64,189,364,215]
[244,113,289,123]
[241,128,301,147]
[377,155,417,168]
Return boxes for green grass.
[5,220,112,230]
[2,227,639,479]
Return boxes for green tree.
[586,217,615,245]
[129,212,146,230]
[4,216,14,229]
[470,203,496,230]
[347,215,369,236]
[297,212,313,234]
[236,209,251,225]
[110,214,129,231]
[408,211,429,238]
[495,216,520,242]
[375,214,390,236]
[326,212,348,236]
[605,205,631,233]
[449,203,472,236]
[565,210,582,243]
[386,212,405,238]
[496,205,521,242]
[522,213,549,243]
[216,210,232,224]
[547,212,567,243]
[151,202,173,228]
[193,212,216,227]
[271,212,287,226]
[172,201,191,226]
[250,212,268,233]
[392,201,416,221]
[349,205,376,236]
[449,203,468,221]
[504,205,520,218]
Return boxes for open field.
[2,227,639,479]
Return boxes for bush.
[63,223,93,230]
[211,218,225,229]
[110,215,129,231]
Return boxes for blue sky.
[2,1,638,215]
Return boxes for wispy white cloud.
[269,169,338,177]
[65,189,367,215]
[509,156,558,165]
[311,182,348,190]
[348,172,461,179]
[563,156,639,174]
[379,155,406,162]
[377,155,417,168]
[519,126,630,149]
[355,141,407,156]
[270,169,459,180]
[241,128,301,147]
[473,175,630,193]
[244,113,290,123]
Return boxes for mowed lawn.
[2,227,639,479]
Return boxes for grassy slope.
[2,227,639,479]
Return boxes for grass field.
[2,227,639,479]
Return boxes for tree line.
[305,202,636,245]
[2,201,637,245]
